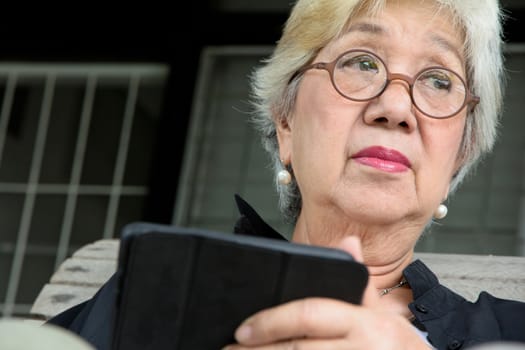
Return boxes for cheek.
[293,83,340,149]
[420,117,466,185]
[291,84,360,187]
[293,77,360,143]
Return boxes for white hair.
[249,0,506,223]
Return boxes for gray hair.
[249,0,506,223]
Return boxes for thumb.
[336,236,364,263]
[334,236,380,306]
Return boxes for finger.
[335,236,364,263]
[233,298,359,346]
[334,236,380,307]
[224,337,352,350]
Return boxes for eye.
[419,70,452,92]
[339,54,380,74]
[355,56,379,72]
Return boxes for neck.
[291,209,418,290]
[367,251,413,290]
[360,248,416,320]
[291,214,417,319]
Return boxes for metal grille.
[0,63,169,317]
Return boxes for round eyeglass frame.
[289,49,480,119]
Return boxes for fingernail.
[235,325,252,342]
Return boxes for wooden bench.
[30,239,119,322]
[29,239,525,322]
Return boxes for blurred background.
[0,0,524,318]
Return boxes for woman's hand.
[223,237,430,350]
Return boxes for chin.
[337,195,415,225]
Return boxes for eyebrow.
[347,22,385,35]
[346,21,464,64]
[428,33,464,63]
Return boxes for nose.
[363,78,417,132]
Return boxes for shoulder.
[439,291,525,346]
[472,292,525,341]
[406,259,525,347]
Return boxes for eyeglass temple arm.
[288,62,329,84]
[468,94,480,112]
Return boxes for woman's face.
[278,1,467,234]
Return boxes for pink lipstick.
[352,146,411,173]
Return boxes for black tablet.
[111,222,368,350]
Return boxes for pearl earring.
[433,204,448,219]
[277,169,292,185]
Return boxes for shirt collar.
[232,194,288,241]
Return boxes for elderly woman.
[225,0,525,349]
[46,0,525,349]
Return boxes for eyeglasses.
[290,49,480,119]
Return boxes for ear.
[275,116,293,165]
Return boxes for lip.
[351,146,411,173]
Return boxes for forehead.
[336,0,465,62]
